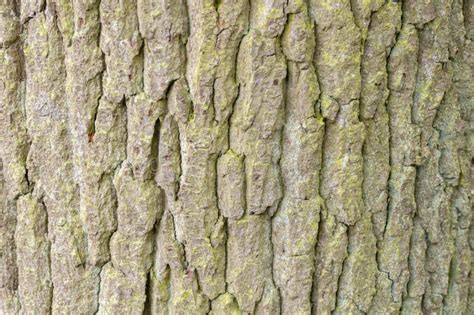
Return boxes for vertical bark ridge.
[0,0,24,312]
[273,1,322,313]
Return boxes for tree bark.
[0,0,473,314]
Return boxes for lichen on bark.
[0,0,472,314]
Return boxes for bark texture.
[0,0,473,314]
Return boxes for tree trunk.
[1,0,473,314]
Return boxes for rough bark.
[0,0,472,314]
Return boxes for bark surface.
[0,0,473,314]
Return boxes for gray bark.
[0,0,473,314]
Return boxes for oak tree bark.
[1,0,473,314]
